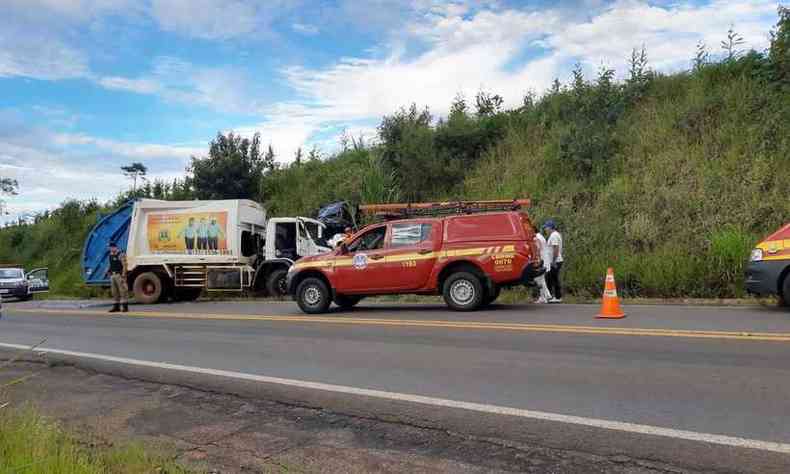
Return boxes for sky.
[0,0,781,222]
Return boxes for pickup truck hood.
[0,278,25,285]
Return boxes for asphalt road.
[2,299,790,472]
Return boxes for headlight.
[750,248,763,262]
[17,281,27,287]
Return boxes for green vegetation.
[2,8,789,299]
[0,406,190,474]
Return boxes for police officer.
[106,241,128,313]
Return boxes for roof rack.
[359,199,530,220]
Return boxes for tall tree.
[721,26,745,62]
[0,176,18,215]
[294,147,303,165]
[121,162,147,194]
[769,6,790,84]
[189,132,265,200]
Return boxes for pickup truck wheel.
[443,272,484,311]
[266,269,288,297]
[781,274,790,308]
[334,294,362,309]
[296,278,331,314]
[483,284,501,306]
[133,272,163,304]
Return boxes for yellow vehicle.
[745,223,790,306]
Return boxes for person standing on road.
[105,241,128,313]
[532,224,553,303]
[543,220,564,303]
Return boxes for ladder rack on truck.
[359,199,530,220]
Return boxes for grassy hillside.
[2,11,788,299]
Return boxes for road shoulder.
[2,356,691,474]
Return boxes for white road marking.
[2,341,789,455]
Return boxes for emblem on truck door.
[353,253,368,270]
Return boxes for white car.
[0,267,49,301]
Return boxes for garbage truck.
[82,199,332,303]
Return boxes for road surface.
[2,299,790,472]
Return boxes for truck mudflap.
[745,260,787,296]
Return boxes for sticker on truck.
[147,211,231,256]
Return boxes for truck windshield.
[0,269,23,278]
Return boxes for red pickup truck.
[287,207,540,313]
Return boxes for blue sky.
[0,0,780,221]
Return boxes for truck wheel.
[266,269,288,297]
[296,278,331,314]
[133,272,164,304]
[781,274,790,308]
[443,272,484,311]
[334,294,362,309]
[483,284,501,306]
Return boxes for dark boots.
[109,304,120,313]
[122,303,129,313]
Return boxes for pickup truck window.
[348,226,386,252]
[391,223,432,247]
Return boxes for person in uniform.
[106,241,128,313]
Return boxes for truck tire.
[781,274,790,308]
[334,294,362,309]
[266,269,288,297]
[173,288,202,302]
[296,277,331,314]
[443,271,484,311]
[133,272,164,304]
[483,284,501,306]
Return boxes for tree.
[0,176,18,215]
[474,91,504,116]
[721,26,745,62]
[294,147,303,165]
[769,6,790,84]
[263,144,276,171]
[189,132,265,200]
[121,162,147,194]
[693,41,709,71]
[307,146,321,161]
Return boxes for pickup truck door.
[380,221,438,290]
[333,225,391,293]
[27,268,50,294]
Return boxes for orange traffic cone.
[596,268,625,319]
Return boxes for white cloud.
[52,133,202,161]
[91,56,261,113]
[292,22,319,35]
[547,0,777,72]
[150,0,291,40]
[0,26,89,80]
[97,76,161,94]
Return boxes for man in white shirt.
[532,224,553,303]
[543,220,564,303]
